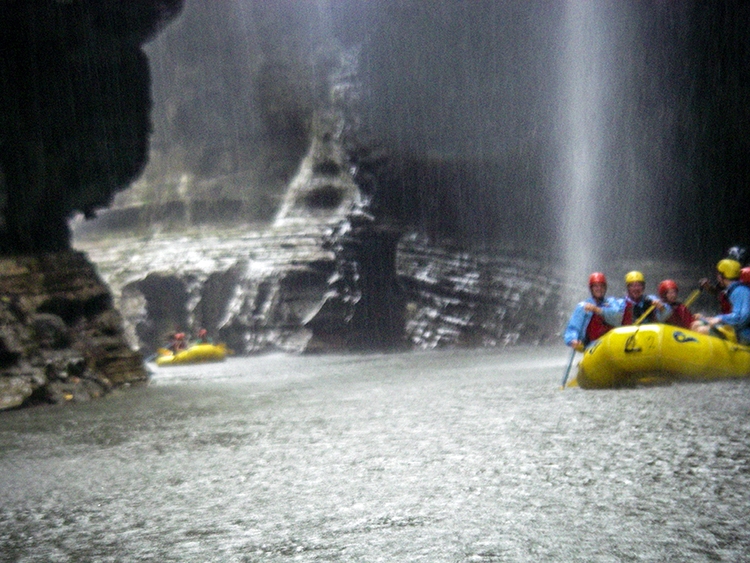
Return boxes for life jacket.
[665,302,694,329]
[719,290,732,314]
[622,297,653,326]
[585,312,612,344]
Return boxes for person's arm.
[651,295,672,322]
[600,297,624,327]
[563,303,587,346]
[698,278,719,294]
[718,287,750,328]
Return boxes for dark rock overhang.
[0,0,183,255]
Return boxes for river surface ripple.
[1,347,749,562]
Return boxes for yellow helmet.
[717,259,741,280]
[625,270,645,284]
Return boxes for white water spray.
[557,1,611,307]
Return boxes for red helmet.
[658,279,678,298]
[175,332,185,339]
[198,328,207,336]
[741,267,750,285]
[588,272,607,287]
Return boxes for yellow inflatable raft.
[155,343,228,367]
[573,324,750,389]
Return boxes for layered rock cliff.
[77,226,567,359]
[75,115,408,356]
[0,2,182,409]
[69,61,570,359]
[73,116,568,357]
[0,252,146,410]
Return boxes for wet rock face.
[80,222,406,357]
[398,236,565,348]
[0,0,183,254]
[77,225,567,357]
[75,114,408,356]
[274,117,364,229]
[75,119,567,357]
[0,252,147,411]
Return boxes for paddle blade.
[683,288,701,308]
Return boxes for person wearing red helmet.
[168,331,187,352]
[658,279,694,329]
[563,272,615,351]
[195,328,212,344]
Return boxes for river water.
[1,347,749,562]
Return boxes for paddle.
[633,303,656,326]
[561,311,590,389]
[633,288,701,326]
[624,287,703,353]
[682,288,701,310]
[560,345,579,389]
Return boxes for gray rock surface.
[74,105,569,357]
[0,252,147,411]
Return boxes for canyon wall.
[0,2,183,409]
[0,252,146,410]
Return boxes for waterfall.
[557,0,611,307]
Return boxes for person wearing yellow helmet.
[563,272,615,351]
[624,270,645,285]
[691,259,750,343]
[698,247,747,311]
[600,270,671,326]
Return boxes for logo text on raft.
[673,331,698,344]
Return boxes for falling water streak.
[558,0,609,308]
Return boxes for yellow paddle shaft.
[634,288,701,326]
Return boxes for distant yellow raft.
[573,324,750,389]
[155,343,227,367]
